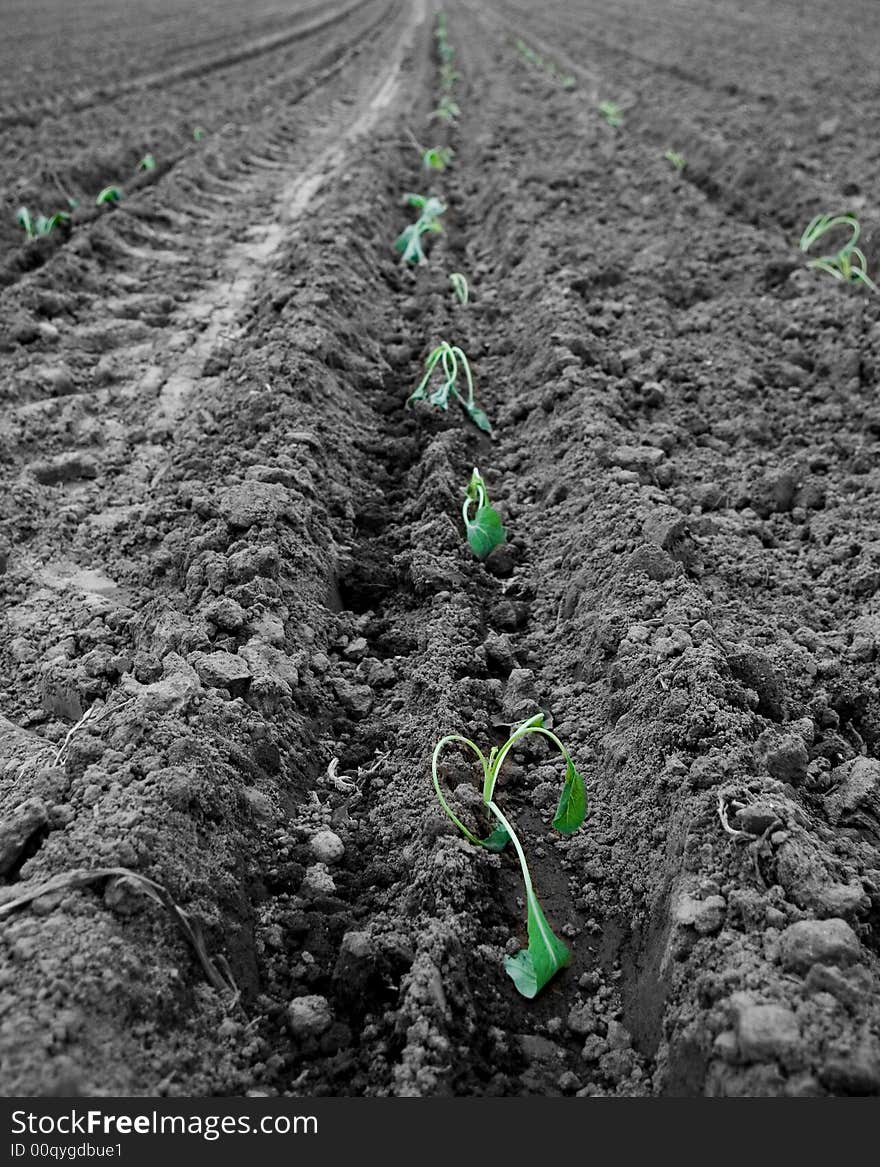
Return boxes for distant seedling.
[799,212,878,293]
[449,271,469,305]
[664,149,686,171]
[423,145,454,171]
[514,37,574,89]
[439,63,460,91]
[95,185,123,205]
[15,206,70,240]
[431,712,586,997]
[407,341,491,433]
[462,468,506,559]
[137,153,157,171]
[394,193,446,265]
[430,97,460,123]
[599,100,623,127]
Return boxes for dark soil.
[1,0,880,1098]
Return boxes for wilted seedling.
[449,271,468,305]
[664,149,686,170]
[15,206,70,240]
[430,97,460,123]
[394,192,446,265]
[407,341,490,432]
[432,712,587,997]
[799,212,878,293]
[95,185,123,205]
[462,467,505,558]
[423,145,454,171]
[599,100,623,127]
[137,153,157,171]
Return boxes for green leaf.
[466,403,492,433]
[504,891,571,998]
[16,207,34,238]
[467,502,506,559]
[481,822,510,852]
[552,758,587,833]
[96,186,123,205]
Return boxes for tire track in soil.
[0,0,371,131]
[0,0,395,279]
[0,1,470,1096]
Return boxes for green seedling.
[439,63,460,90]
[137,153,157,171]
[407,341,490,433]
[462,467,505,558]
[430,97,460,122]
[515,37,574,88]
[799,212,878,293]
[193,126,207,141]
[664,149,686,170]
[422,145,454,171]
[394,193,446,265]
[599,100,623,127]
[449,271,469,305]
[95,185,123,205]
[432,712,586,997]
[15,206,70,240]
[15,206,36,240]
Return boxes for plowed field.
[2,0,880,1098]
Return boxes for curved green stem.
[432,734,489,846]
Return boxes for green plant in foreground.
[462,467,505,558]
[422,145,454,171]
[95,185,123,206]
[664,149,686,171]
[799,212,878,293]
[599,99,623,127]
[394,193,446,265]
[407,341,490,432]
[137,153,157,171]
[449,271,469,305]
[15,206,70,240]
[432,713,586,997]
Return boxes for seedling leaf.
[15,206,35,239]
[504,894,572,998]
[462,467,506,559]
[138,153,157,171]
[96,185,123,205]
[552,758,587,833]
